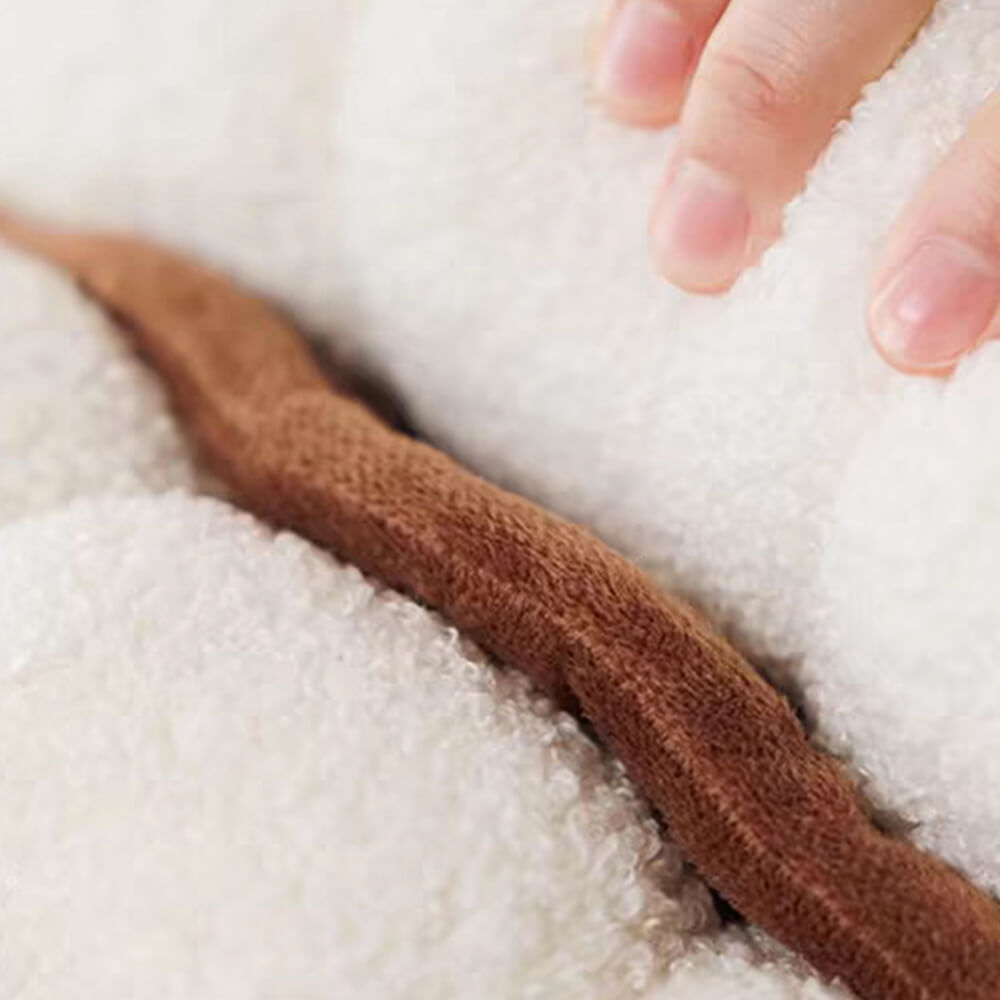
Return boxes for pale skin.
[594,0,1000,374]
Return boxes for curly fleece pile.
[336,0,1000,906]
[5,213,1000,1000]
[0,232,851,1000]
[2,0,1000,997]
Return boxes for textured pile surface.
[0,0,997,995]
[0,0,361,339]
[0,167,846,999]
[0,496,710,999]
[6,216,997,1000]
[0,244,194,524]
[336,0,1000,899]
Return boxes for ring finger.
[597,0,936,293]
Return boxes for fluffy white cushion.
[0,228,848,995]
[0,495,843,999]
[334,0,1000,895]
[0,0,978,991]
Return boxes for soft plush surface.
[0,244,194,525]
[0,494,842,1000]
[0,0,361,341]
[0,144,850,1000]
[0,0,997,994]
[12,215,998,1000]
[335,0,1000,898]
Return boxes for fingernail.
[596,0,696,111]
[649,158,751,292]
[870,237,1000,371]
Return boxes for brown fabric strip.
[3,212,1000,1000]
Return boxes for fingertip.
[594,0,696,128]
[647,157,751,292]
[867,306,957,377]
[868,237,1000,375]
[594,92,684,130]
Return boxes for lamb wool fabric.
[0,231,854,1000]
[0,242,194,524]
[0,177,855,1000]
[335,0,1000,900]
[0,0,362,341]
[0,495,716,1000]
[7,216,999,1000]
[5,0,1000,907]
[2,0,1000,995]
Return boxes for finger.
[869,93,1000,374]
[593,0,729,128]
[649,0,934,292]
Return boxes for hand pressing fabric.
[594,0,1000,374]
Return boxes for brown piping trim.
[2,211,999,1000]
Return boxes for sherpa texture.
[1,1,997,995]
[7,0,1000,906]
[0,495,716,1000]
[0,233,852,1000]
[0,0,361,340]
[7,216,998,1000]
[0,495,860,1000]
[336,0,1000,900]
[0,242,194,524]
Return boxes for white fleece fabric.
[0,0,981,993]
[0,244,195,525]
[334,0,1000,898]
[0,495,846,1000]
[0,47,848,991]
[0,0,361,344]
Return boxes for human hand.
[595,0,1000,373]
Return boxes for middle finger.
[649,0,935,292]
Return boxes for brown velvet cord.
[3,211,999,1000]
